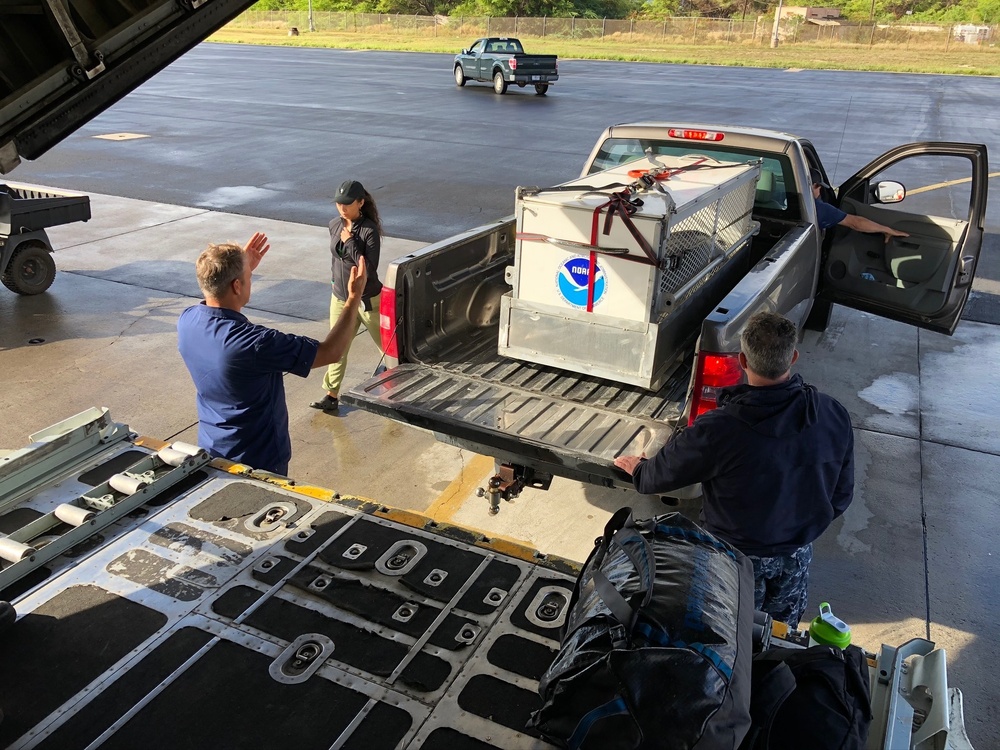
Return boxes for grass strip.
[208,28,1000,76]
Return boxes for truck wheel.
[1,243,56,295]
[534,84,549,95]
[454,66,466,87]
[804,297,833,332]
[492,71,507,95]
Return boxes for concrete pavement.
[1,186,999,746]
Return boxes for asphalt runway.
[8,43,1000,242]
[4,45,1000,745]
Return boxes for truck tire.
[804,297,833,332]
[454,65,466,87]
[534,84,549,95]
[492,71,507,95]
[1,243,56,295]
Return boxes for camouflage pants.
[746,543,813,627]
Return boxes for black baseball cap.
[334,179,366,204]
[810,168,830,189]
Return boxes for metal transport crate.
[499,155,759,390]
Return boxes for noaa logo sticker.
[557,256,606,308]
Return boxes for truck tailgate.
[513,56,558,74]
[343,326,689,489]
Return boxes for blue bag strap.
[568,696,631,750]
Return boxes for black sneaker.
[309,395,339,413]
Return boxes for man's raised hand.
[244,232,270,271]
[348,256,368,301]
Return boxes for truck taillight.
[509,57,517,70]
[668,128,724,142]
[688,351,743,426]
[379,288,399,358]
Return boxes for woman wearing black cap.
[310,179,384,414]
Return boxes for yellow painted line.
[134,436,169,450]
[423,453,495,523]
[138,434,576,569]
[909,170,1000,196]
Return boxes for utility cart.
[0,183,91,295]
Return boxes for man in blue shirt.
[177,232,367,475]
[811,168,908,242]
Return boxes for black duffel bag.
[530,509,755,749]
[739,644,872,750]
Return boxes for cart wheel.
[534,84,549,95]
[2,243,56,295]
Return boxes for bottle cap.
[808,602,851,648]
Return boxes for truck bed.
[346,324,690,489]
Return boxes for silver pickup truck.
[345,124,989,501]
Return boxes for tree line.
[250,0,998,23]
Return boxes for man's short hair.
[196,243,245,300]
[740,312,797,379]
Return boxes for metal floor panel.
[5,468,575,750]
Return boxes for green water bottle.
[808,602,852,648]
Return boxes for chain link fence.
[229,11,996,49]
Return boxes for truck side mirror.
[873,180,905,204]
[461,49,468,55]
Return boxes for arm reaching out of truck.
[838,213,909,243]
[811,170,908,244]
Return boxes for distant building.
[778,6,842,22]
[952,24,992,43]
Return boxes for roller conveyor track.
[0,409,211,593]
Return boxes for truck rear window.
[588,139,799,221]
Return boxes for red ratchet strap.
[627,157,709,182]
[586,189,659,312]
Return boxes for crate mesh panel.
[716,181,756,251]
[657,209,717,297]
[655,178,755,313]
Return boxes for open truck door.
[816,142,988,335]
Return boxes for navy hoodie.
[631,374,854,556]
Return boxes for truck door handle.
[958,255,975,284]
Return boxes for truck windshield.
[588,138,799,219]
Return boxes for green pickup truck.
[454,37,558,95]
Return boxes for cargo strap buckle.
[610,623,629,650]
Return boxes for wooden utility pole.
[771,0,783,47]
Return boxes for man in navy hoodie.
[614,312,854,626]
